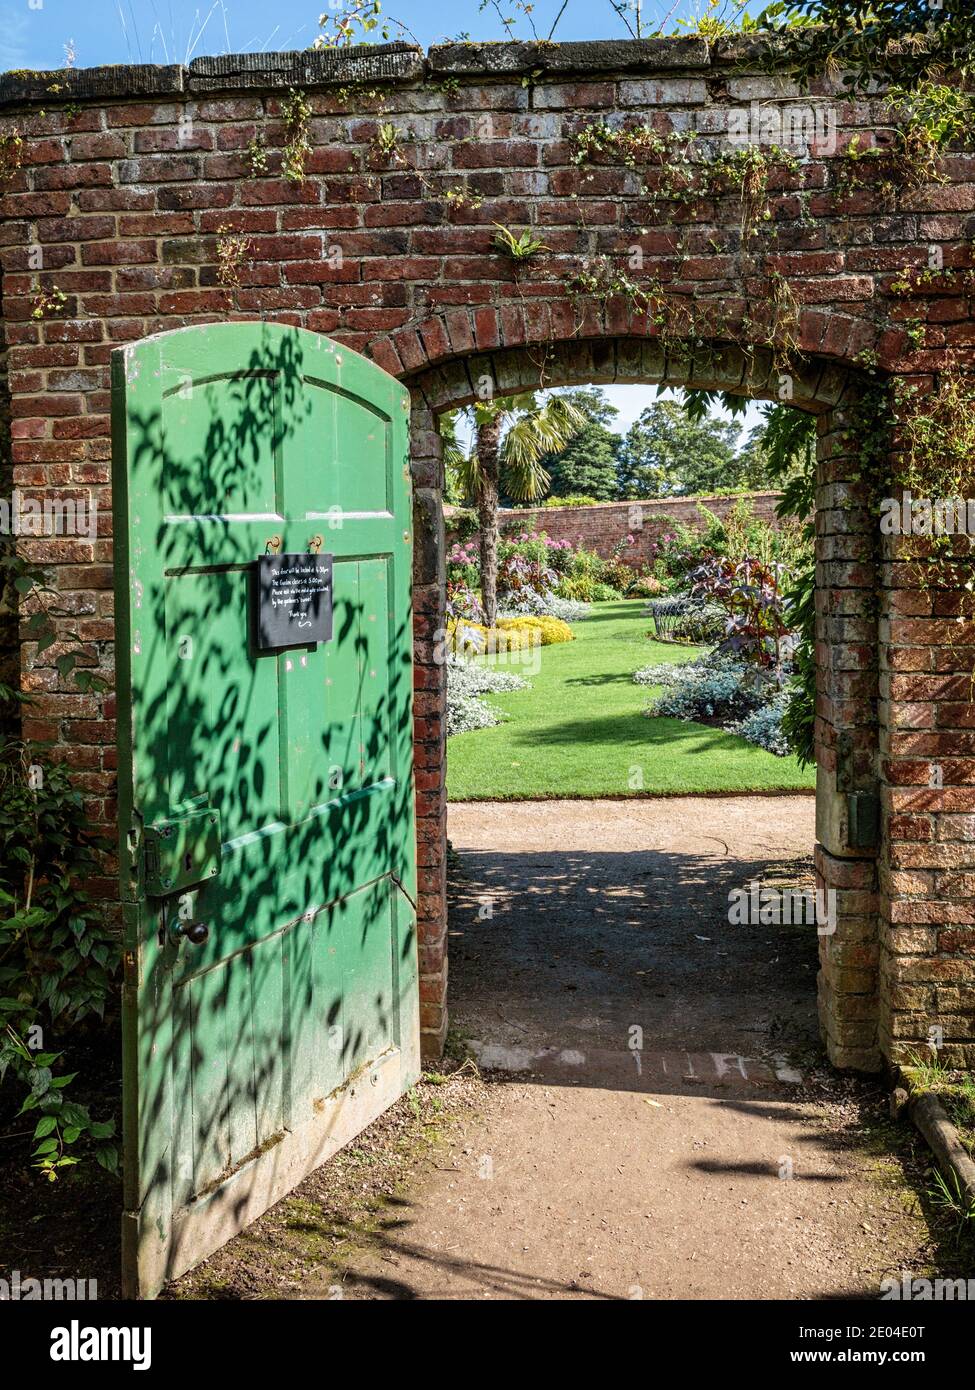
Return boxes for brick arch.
[403,332,883,1070]
[372,306,882,402]
[406,336,866,418]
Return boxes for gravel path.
[331,797,931,1300]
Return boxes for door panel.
[113,323,418,1297]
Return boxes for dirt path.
[317,797,933,1301]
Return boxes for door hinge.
[144,808,222,897]
[837,732,880,850]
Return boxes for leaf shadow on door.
[119,324,418,1285]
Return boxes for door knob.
[172,920,210,946]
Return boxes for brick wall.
[0,272,15,739]
[1,37,973,1071]
[446,490,784,567]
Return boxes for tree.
[438,411,467,507]
[681,390,815,500]
[537,388,620,501]
[760,1,975,93]
[726,402,815,493]
[617,399,741,498]
[439,394,584,626]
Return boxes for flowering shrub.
[446,539,485,621]
[450,526,652,613]
[498,615,574,645]
[447,539,480,586]
[452,528,600,620]
[628,573,668,598]
[550,535,642,600]
[647,527,701,583]
[600,536,639,593]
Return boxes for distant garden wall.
[446,490,783,567]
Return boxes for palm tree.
[440,393,584,626]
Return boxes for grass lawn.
[446,599,818,801]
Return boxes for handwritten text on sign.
[255,553,333,649]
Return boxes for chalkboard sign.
[255,553,333,650]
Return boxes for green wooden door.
[112,323,419,1297]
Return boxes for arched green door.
[112,323,418,1297]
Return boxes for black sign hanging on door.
[255,553,333,649]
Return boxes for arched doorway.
[404,335,882,1071]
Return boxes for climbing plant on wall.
[0,550,118,1179]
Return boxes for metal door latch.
[144,808,221,896]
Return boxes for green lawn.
[446,600,817,800]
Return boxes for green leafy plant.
[0,127,23,188]
[214,225,250,291]
[30,284,68,321]
[371,120,405,164]
[246,133,268,178]
[1,546,107,710]
[759,1,975,93]
[1,544,116,1179]
[281,88,312,185]
[0,744,119,1179]
[492,223,549,261]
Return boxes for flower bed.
[446,655,532,737]
[635,652,791,756]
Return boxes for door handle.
[170,920,210,946]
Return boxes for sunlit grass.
[446,599,817,800]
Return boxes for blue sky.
[4,0,762,71]
[601,385,758,438]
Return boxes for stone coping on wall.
[0,33,806,106]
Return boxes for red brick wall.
[446,491,784,567]
[1,37,974,1072]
